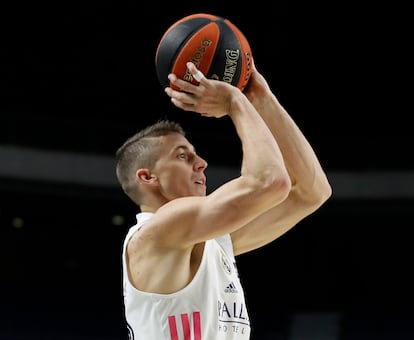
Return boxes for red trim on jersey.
[193,311,201,340]
[181,313,191,339]
[169,311,202,340]
[168,315,178,340]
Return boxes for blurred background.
[1,1,413,339]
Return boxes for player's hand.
[164,62,241,118]
[242,58,273,109]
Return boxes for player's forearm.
[228,93,290,189]
[257,93,331,199]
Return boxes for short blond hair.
[115,120,185,204]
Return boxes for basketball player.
[115,61,332,339]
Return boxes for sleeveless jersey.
[122,212,251,340]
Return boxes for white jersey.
[122,212,251,340]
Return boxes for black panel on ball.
[207,20,242,87]
[155,17,213,88]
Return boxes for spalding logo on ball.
[155,13,253,91]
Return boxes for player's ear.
[136,169,158,185]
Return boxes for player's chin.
[193,185,207,196]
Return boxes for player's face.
[152,133,208,200]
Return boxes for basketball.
[155,13,253,91]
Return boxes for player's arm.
[230,63,333,255]
[149,62,291,248]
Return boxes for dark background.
[1,1,413,339]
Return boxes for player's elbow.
[312,172,332,205]
[261,168,292,204]
[243,165,291,204]
[296,174,333,211]
[316,179,333,206]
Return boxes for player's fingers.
[186,62,206,84]
[167,73,202,96]
[192,69,205,82]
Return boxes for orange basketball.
[155,13,253,91]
